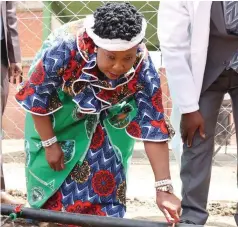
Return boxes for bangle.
[42,136,57,148]
[154,179,172,188]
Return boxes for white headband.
[84,14,147,51]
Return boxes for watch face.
[167,185,174,194]
[156,185,174,194]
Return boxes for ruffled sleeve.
[126,53,170,142]
[15,35,77,115]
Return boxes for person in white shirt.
[158,1,238,225]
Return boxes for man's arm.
[158,1,198,114]
[158,2,205,146]
[6,1,21,63]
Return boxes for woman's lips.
[108,72,120,79]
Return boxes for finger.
[178,207,182,217]
[181,132,186,144]
[10,69,14,77]
[180,124,185,142]
[61,156,65,170]
[161,208,174,223]
[50,163,56,171]
[55,162,62,172]
[187,130,195,147]
[199,123,206,139]
[167,207,180,223]
[181,129,187,144]
[53,163,59,171]
[55,165,61,172]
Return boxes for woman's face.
[96,46,138,80]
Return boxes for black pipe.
[1,204,173,227]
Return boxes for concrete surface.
[1,139,237,227]
[2,139,237,162]
[2,139,237,201]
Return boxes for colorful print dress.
[15,19,169,219]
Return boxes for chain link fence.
[1,2,237,225]
[3,0,236,161]
[2,0,237,172]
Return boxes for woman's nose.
[112,62,125,74]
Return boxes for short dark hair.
[93,2,143,41]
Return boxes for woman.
[16,2,180,225]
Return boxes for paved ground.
[2,139,238,161]
[1,139,238,226]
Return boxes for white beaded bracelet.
[42,136,57,148]
[154,179,172,188]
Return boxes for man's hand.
[45,143,65,171]
[156,191,181,223]
[10,63,22,78]
[181,110,205,147]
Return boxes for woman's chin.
[105,74,120,80]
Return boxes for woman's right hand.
[156,191,181,223]
[45,143,65,171]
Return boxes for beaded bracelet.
[154,179,172,188]
[42,136,57,148]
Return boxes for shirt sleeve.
[126,52,170,142]
[6,1,21,63]
[15,36,74,115]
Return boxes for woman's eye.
[107,55,115,60]
[125,56,133,61]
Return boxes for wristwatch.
[156,184,174,194]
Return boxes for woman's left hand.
[156,191,181,224]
